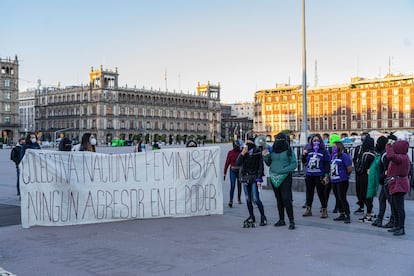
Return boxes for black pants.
[328,182,340,210]
[272,174,294,222]
[377,184,391,219]
[305,175,327,208]
[333,181,350,215]
[391,192,406,229]
[355,173,364,209]
[357,173,373,213]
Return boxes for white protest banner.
[20,146,222,228]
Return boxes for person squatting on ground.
[10,137,25,196]
[236,138,267,227]
[385,139,411,236]
[263,132,297,230]
[224,140,242,207]
[302,133,331,219]
[329,140,353,224]
[352,132,370,214]
[371,136,390,227]
[355,136,376,222]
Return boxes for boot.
[372,217,383,227]
[333,213,346,221]
[321,208,328,219]
[303,206,312,217]
[288,221,295,230]
[260,216,267,226]
[393,228,405,236]
[274,219,286,227]
[383,217,394,228]
[388,227,399,233]
[344,214,351,224]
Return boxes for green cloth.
[269,172,289,188]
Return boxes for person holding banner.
[262,132,297,230]
[236,138,267,228]
[20,132,41,159]
[79,133,96,152]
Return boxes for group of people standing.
[11,132,97,198]
[224,133,297,229]
[353,132,411,236]
[223,131,411,236]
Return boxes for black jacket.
[236,148,264,182]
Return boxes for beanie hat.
[329,133,341,147]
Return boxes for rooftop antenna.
[388,56,392,75]
[164,67,168,91]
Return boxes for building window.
[4,103,10,112]
[4,116,10,123]
[371,121,377,128]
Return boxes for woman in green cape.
[263,132,297,230]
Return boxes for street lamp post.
[299,0,309,145]
[245,130,253,141]
[233,125,239,140]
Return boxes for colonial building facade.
[34,66,221,145]
[0,55,19,145]
[254,74,414,140]
[19,88,36,134]
[221,103,253,142]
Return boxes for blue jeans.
[243,181,265,219]
[229,170,241,202]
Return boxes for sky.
[1,0,414,103]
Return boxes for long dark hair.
[334,141,345,158]
[310,133,326,150]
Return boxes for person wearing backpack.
[386,139,411,236]
[10,138,25,196]
[371,136,390,227]
[356,137,376,222]
[302,133,331,219]
[352,132,370,214]
[329,141,353,223]
[263,132,298,230]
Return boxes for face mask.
[31,138,37,144]
[90,138,97,145]
[313,141,320,152]
[331,145,338,156]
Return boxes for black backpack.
[59,137,72,151]
[10,146,21,165]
